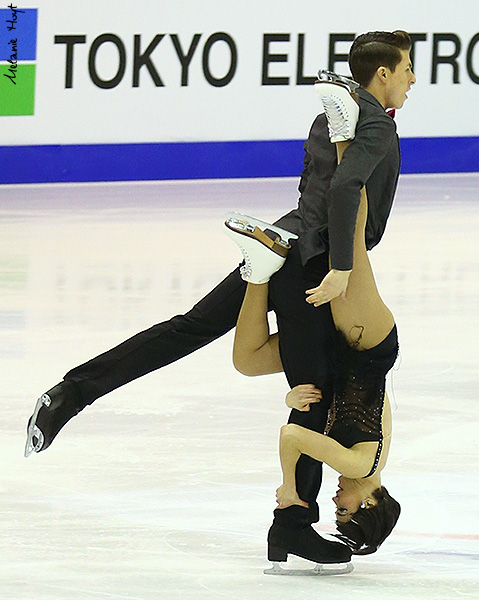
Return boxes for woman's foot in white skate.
[224,213,297,284]
[314,70,360,143]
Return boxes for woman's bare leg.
[232,283,283,376]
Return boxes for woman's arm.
[232,282,284,376]
[276,423,373,508]
[279,424,372,490]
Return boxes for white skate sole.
[264,561,354,576]
[24,393,50,457]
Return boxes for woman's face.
[332,476,375,523]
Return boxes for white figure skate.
[314,70,360,143]
[224,212,298,284]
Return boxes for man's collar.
[357,88,396,118]
[357,87,386,111]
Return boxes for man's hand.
[305,269,352,307]
[285,384,322,412]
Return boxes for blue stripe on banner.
[0,140,306,184]
[400,136,479,174]
[0,137,479,184]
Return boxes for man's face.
[384,49,416,109]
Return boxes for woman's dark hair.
[349,31,412,86]
[335,487,401,555]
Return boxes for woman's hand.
[286,384,322,412]
[305,269,352,307]
[276,484,309,509]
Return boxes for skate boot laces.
[314,70,360,143]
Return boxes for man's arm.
[327,113,397,271]
[307,114,396,306]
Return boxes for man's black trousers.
[65,245,333,525]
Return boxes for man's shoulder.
[310,112,328,130]
[310,93,394,135]
[307,112,331,144]
[359,98,389,119]
[357,100,397,144]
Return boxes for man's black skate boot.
[24,380,86,457]
[267,522,352,564]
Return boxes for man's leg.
[266,245,351,564]
[25,267,246,455]
[269,244,335,521]
[66,267,246,403]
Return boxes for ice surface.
[1,175,478,599]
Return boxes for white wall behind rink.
[4,0,479,145]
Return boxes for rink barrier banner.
[3,1,479,146]
[1,137,479,184]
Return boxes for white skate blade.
[224,212,298,243]
[24,394,50,457]
[264,561,354,576]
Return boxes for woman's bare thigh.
[330,253,395,349]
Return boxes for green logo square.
[0,63,36,115]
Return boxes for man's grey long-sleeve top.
[276,88,401,271]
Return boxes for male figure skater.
[26,31,415,566]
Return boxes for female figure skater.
[227,139,401,556]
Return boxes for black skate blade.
[264,561,354,576]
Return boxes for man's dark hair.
[349,31,412,86]
[335,486,401,555]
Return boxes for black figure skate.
[24,381,85,457]
[264,522,353,576]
